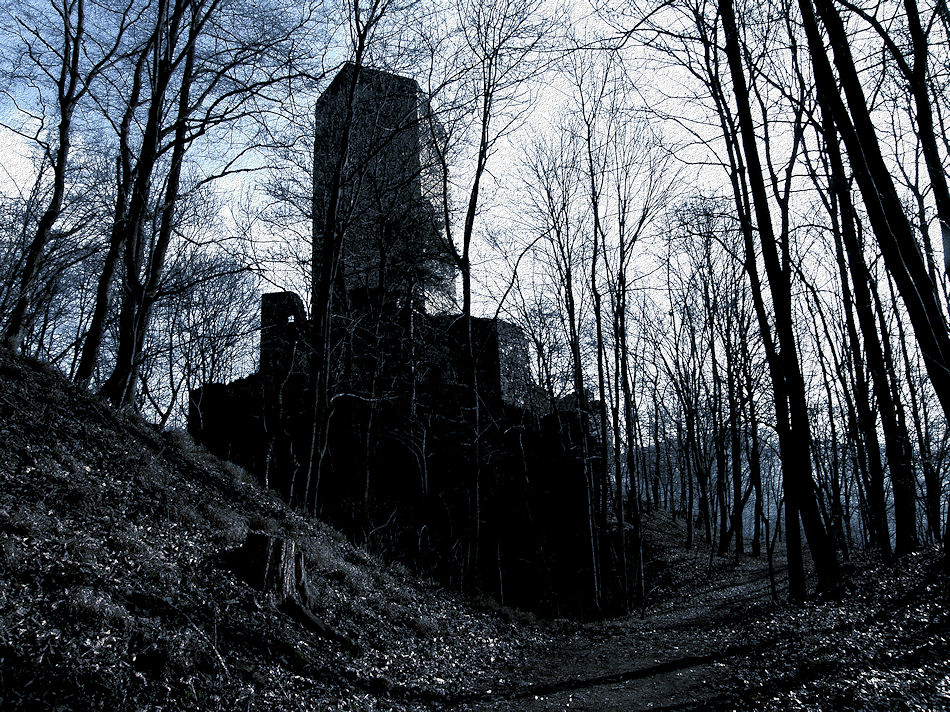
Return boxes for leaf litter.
[1,351,948,711]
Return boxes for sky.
[0,121,35,199]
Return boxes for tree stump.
[227,531,359,653]
[236,530,304,606]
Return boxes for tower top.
[312,63,455,314]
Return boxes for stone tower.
[312,63,455,316]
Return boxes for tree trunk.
[3,0,84,352]
[227,531,358,652]
[903,0,950,291]
[801,0,950,420]
[720,0,840,596]
[75,44,147,387]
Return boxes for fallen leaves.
[0,350,547,711]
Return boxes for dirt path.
[418,548,950,712]
[447,559,783,712]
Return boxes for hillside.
[1,349,949,711]
[0,351,549,710]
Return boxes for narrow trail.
[449,557,786,711]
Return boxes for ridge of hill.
[0,351,548,711]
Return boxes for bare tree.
[1,0,133,352]
[798,0,950,426]
[304,0,406,510]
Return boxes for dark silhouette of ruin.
[313,63,454,313]
[190,65,633,616]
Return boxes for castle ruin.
[189,65,627,616]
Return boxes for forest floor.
[1,350,948,711]
[453,531,950,711]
